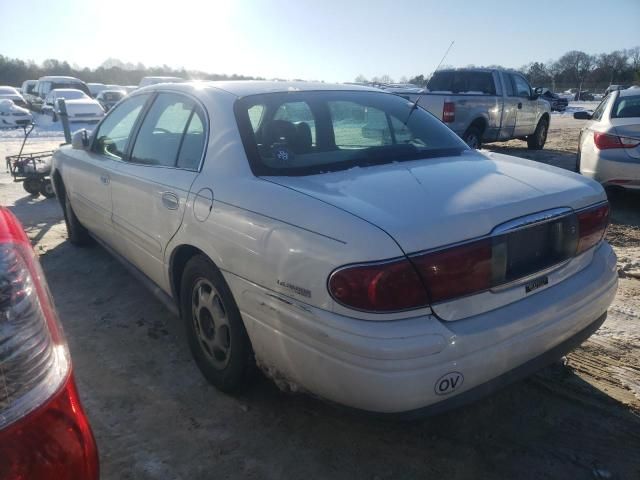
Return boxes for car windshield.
[611,95,640,118]
[235,90,468,176]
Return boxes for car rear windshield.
[52,82,90,96]
[234,90,468,176]
[427,71,496,95]
[611,95,640,118]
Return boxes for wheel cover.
[466,133,480,149]
[191,278,231,369]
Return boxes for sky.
[1,0,639,83]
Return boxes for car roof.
[50,88,86,94]
[618,88,640,98]
[139,80,380,98]
[38,76,84,82]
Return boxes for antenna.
[404,40,455,125]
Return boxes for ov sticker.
[434,372,464,396]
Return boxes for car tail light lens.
[594,132,640,149]
[411,238,493,303]
[442,102,455,123]
[577,203,609,254]
[328,258,429,312]
[0,208,98,480]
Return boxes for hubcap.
[466,134,479,149]
[191,278,231,369]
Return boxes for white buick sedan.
[51,82,617,414]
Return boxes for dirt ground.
[1,113,639,480]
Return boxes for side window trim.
[122,92,159,162]
[174,108,197,166]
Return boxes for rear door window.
[510,74,531,98]
[130,92,206,169]
[93,94,149,159]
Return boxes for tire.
[527,118,548,150]
[180,255,255,393]
[462,126,482,149]
[575,149,581,173]
[40,180,56,198]
[63,194,92,245]
[23,178,41,197]
[51,111,57,122]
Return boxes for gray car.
[575,89,640,190]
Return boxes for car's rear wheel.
[463,126,482,149]
[40,180,56,198]
[180,255,255,393]
[63,194,92,245]
[527,118,548,150]
[23,178,41,197]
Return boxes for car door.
[109,91,207,288]
[498,71,518,140]
[63,93,150,244]
[510,73,537,136]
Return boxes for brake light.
[594,132,640,149]
[577,203,609,254]
[443,102,455,123]
[0,207,98,480]
[411,238,493,303]
[328,258,429,312]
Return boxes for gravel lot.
[1,111,639,480]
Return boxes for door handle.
[161,192,179,210]
[100,175,110,185]
[517,102,523,109]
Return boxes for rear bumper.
[229,242,618,413]
[582,152,640,189]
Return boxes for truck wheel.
[40,180,56,198]
[63,195,92,245]
[180,255,255,393]
[463,126,482,149]
[23,178,41,197]
[527,118,548,150]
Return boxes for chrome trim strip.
[492,207,573,235]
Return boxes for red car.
[0,207,98,479]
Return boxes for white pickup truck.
[411,68,551,150]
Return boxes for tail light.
[0,208,98,480]
[328,258,428,312]
[442,102,455,123]
[329,203,609,312]
[594,132,640,149]
[577,203,609,254]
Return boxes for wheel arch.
[465,117,487,138]
[169,244,209,304]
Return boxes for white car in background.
[0,99,33,128]
[0,86,28,108]
[43,89,105,122]
[51,82,617,415]
[575,88,640,190]
[87,82,107,98]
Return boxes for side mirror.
[71,129,90,149]
[534,87,543,95]
[573,111,592,120]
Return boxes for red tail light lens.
[594,132,640,149]
[411,238,493,303]
[328,258,429,312]
[577,203,609,254]
[442,102,455,123]
[0,207,98,479]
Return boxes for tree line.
[0,56,263,87]
[357,47,640,93]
